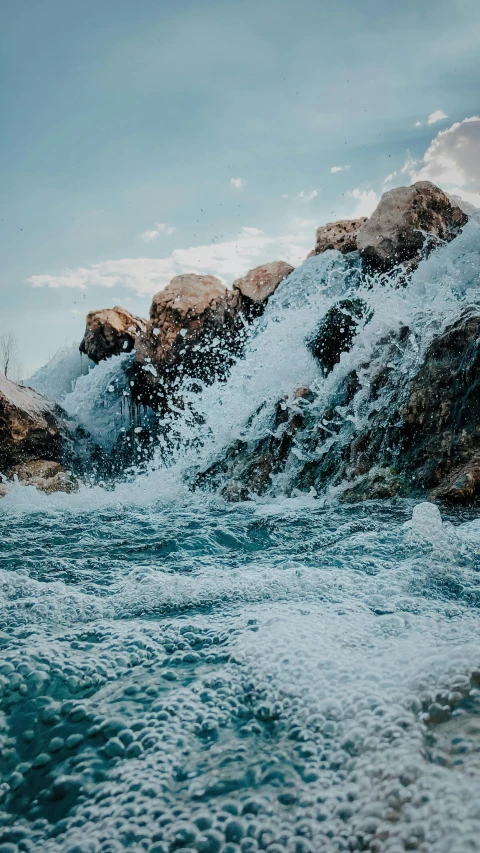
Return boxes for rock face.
[308,218,368,257]
[356,181,468,272]
[233,261,294,318]
[80,307,147,363]
[0,373,97,482]
[199,309,480,505]
[0,374,66,473]
[134,274,243,404]
[398,311,480,503]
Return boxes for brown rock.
[10,459,78,494]
[357,181,468,272]
[0,374,65,473]
[233,261,294,315]
[134,274,243,404]
[80,307,147,363]
[308,218,368,257]
[430,460,480,505]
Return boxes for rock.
[134,274,243,405]
[0,483,8,498]
[398,311,480,500]
[308,218,368,257]
[0,373,98,479]
[80,307,147,363]
[357,181,468,272]
[339,468,403,502]
[0,373,66,473]
[233,261,294,318]
[308,299,371,375]
[10,460,78,494]
[196,388,317,500]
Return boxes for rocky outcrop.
[0,374,66,473]
[233,261,294,318]
[198,308,480,505]
[356,181,468,272]
[308,218,368,257]
[80,307,147,363]
[0,373,99,482]
[133,274,243,405]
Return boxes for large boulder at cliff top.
[80,306,147,363]
[308,218,368,257]
[134,274,243,404]
[356,181,468,272]
[233,261,294,317]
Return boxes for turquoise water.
[2,494,480,853]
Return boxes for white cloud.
[29,224,315,297]
[410,116,480,197]
[298,189,318,200]
[414,121,422,128]
[383,171,397,185]
[427,109,448,125]
[400,152,419,181]
[139,222,175,242]
[348,188,378,218]
[330,165,350,174]
[230,177,246,189]
[241,226,263,236]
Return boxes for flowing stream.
[2,209,480,852]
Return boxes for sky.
[1,0,479,374]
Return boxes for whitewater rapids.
[1,207,480,852]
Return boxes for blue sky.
[1,0,479,373]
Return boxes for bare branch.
[0,331,22,382]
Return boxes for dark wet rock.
[197,387,317,500]
[398,311,480,502]
[308,298,372,375]
[308,218,368,257]
[233,261,294,319]
[357,181,468,273]
[204,309,480,506]
[133,274,244,407]
[80,307,147,363]
[338,468,404,502]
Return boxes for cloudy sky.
[1,0,479,373]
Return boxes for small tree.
[0,331,23,382]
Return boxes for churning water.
[2,208,480,853]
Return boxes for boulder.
[80,307,147,363]
[357,181,468,272]
[9,460,78,494]
[134,274,243,405]
[0,373,97,478]
[0,373,66,473]
[308,218,368,257]
[233,261,294,318]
